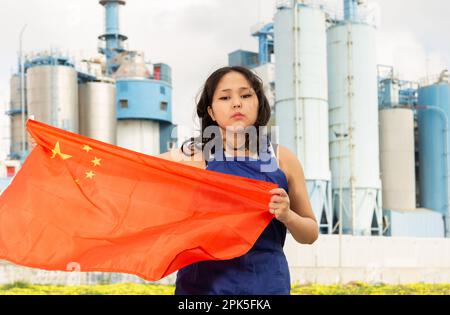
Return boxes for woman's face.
[207,71,259,132]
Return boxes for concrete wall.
[1,234,450,285]
[284,234,450,284]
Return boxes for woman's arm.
[156,147,206,169]
[278,145,319,245]
[156,149,179,161]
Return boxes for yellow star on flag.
[91,157,102,167]
[51,141,72,160]
[85,171,95,179]
[83,144,93,153]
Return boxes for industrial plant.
[3,0,177,165]
[1,0,449,285]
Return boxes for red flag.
[0,119,277,281]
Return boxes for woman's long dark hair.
[181,66,272,160]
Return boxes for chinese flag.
[0,119,277,281]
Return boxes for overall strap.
[269,141,280,167]
[205,141,279,167]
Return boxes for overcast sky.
[0,0,449,160]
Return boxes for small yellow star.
[82,144,93,153]
[75,179,80,184]
[85,171,95,179]
[51,141,72,160]
[91,157,102,167]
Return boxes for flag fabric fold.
[0,119,277,281]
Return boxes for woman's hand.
[268,188,293,225]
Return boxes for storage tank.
[327,1,382,235]
[114,50,173,155]
[26,63,78,134]
[274,1,332,233]
[8,74,26,157]
[252,63,275,110]
[379,108,416,211]
[117,120,160,155]
[417,70,450,236]
[96,0,176,155]
[79,79,117,144]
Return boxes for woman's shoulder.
[157,145,206,169]
[276,144,304,182]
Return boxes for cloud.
[374,0,449,81]
[0,0,449,158]
[122,0,270,140]
[377,30,448,81]
[0,0,269,154]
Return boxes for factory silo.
[115,52,173,155]
[8,74,26,158]
[327,0,382,235]
[417,70,450,237]
[377,72,416,212]
[98,0,176,155]
[274,1,332,233]
[26,55,79,137]
[379,108,416,211]
[79,78,117,144]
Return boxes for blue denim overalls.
[175,141,291,295]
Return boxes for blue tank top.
[175,141,291,295]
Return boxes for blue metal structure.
[400,88,418,106]
[96,0,177,153]
[228,50,259,68]
[344,0,358,21]
[378,78,399,108]
[228,22,274,68]
[116,76,172,123]
[417,80,450,237]
[251,23,274,66]
[24,55,74,70]
[378,79,418,108]
[98,0,128,75]
[377,65,419,109]
[115,61,175,153]
[375,66,449,238]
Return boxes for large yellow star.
[83,144,92,152]
[85,171,95,179]
[91,157,102,167]
[51,141,72,160]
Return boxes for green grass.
[290,282,450,295]
[1,281,449,295]
[0,281,175,295]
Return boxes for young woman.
[158,66,318,295]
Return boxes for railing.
[419,71,450,87]
[276,0,378,27]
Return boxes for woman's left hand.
[268,188,293,225]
